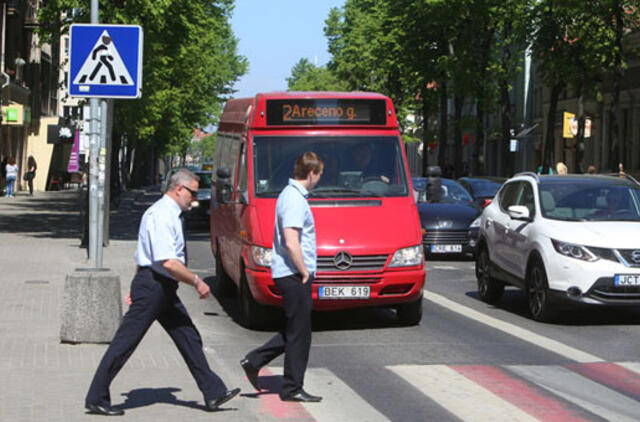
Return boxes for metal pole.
[96,100,107,267]
[89,0,100,266]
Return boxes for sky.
[230,0,345,99]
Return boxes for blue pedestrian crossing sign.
[69,24,143,99]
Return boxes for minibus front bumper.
[244,266,426,311]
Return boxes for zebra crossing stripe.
[451,365,594,422]
[389,364,538,422]
[508,364,640,422]
[269,367,389,422]
[255,367,315,421]
[565,362,640,402]
[424,290,603,363]
[618,361,640,375]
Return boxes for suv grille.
[616,249,640,267]
[423,231,469,245]
[317,254,388,272]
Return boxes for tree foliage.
[38,0,247,183]
[286,58,349,91]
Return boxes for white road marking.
[430,265,459,270]
[618,361,640,374]
[509,364,640,422]
[424,290,603,363]
[271,367,390,422]
[389,364,538,422]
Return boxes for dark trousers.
[245,274,313,397]
[85,268,227,406]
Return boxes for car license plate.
[430,244,462,253]
[318,286,370,299]
[615,274,640,286]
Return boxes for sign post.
[69,21,143,268]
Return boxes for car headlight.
[469,216,481,228]
[551,239,598,262]
[251,246,272,267]
[389,245,424,267]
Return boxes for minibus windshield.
[253,136,409,198]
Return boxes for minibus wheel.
[238,271,271,330]
[396,295,423,326]
[213,248,234,296]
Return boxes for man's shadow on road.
[113,387,236,412]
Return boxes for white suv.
[475,173,640,321]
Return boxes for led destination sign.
[266,99,386,126]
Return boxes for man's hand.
[301,270,310,284]
[125,292,132,306]
[195,279,210,299]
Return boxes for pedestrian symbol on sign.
[73,30,134,86]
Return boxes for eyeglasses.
[181,185,198,198]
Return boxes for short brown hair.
[294,152,324,179]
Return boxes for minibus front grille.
[317,254,388,272]
[313,275,382,284]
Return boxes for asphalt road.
[185,228,640,422]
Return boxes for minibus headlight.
[389,245,424,267]
[251,246,272,267]
[469,216,481,228]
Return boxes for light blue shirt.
[271,179,317,278]
[135,194,185,279]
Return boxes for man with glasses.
[85,169,240,415]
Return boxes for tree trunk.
[576,82,585,173]
[475,100,485,176]
[500,77,512,177]
[543,83,563,173]
[610,3,623,171]
[438,79,448,169]
[453,94,463,178]
[421,93,430,177]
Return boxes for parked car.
[184,171,213,227]
[458,176,507,208]
[475,172,640,322]
[413,177,482,258]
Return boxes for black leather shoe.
[205,388,241,411]
[240,358,261,391]
[85,403,125,416]
[280,390,322,403]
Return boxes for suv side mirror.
[507,205,531,221]
[216,167,232,204]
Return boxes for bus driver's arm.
[283,227,310,283]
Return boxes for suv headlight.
[469,216,481,228]
[389,245,424,267]
[551,239,597,262]
[251,246,272,267]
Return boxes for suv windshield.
[540,180,640,221]
[253,136,409,198]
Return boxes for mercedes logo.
[333,251,353,270]
[631,250,640,264]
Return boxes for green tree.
[286,58,348,91]
[38,0,247,186]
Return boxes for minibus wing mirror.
[216,167,232,204]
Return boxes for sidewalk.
[0,188,252,421]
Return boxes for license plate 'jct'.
[615,274,640,286]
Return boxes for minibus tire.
[213,249,234,296]
[238,272,272,330]
[396,296,423,326]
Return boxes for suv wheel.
[476,246,504,305]
[527,260,556,322]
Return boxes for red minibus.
[210,92,425,328]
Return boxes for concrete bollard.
[60,268,123,344]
